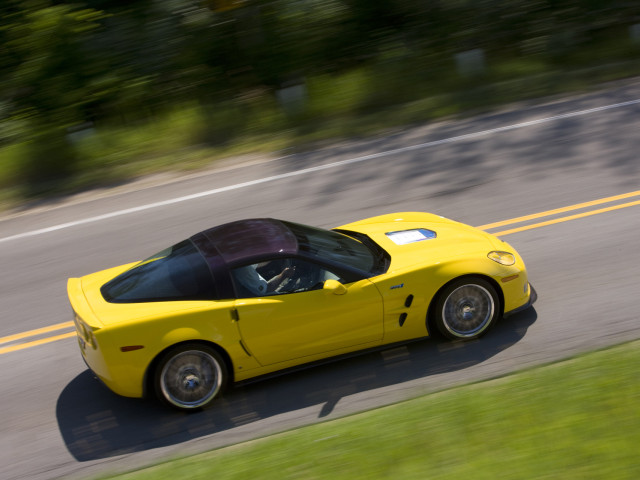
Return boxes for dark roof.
[194,218,298,265]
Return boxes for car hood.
[337,212,503,271]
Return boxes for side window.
[231,258,341,298]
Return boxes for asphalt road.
[1,79,640,479]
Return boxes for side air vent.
[405,295,414,308]
[399,313,408,327]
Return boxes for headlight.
[488,251,516,266]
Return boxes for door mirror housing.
[323,279,347,295]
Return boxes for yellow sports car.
[68,212,535,410]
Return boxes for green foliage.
[1,0,640,201]
[1,3,105,190]
[107,341,640,480]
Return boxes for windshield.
[282,221,379,274]
[101,240,216,302]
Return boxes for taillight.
[73,314,97,349]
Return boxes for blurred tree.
[2,0,640,194]
[1,2,105,188]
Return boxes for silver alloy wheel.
[441,284,495,338]
[159,349,223,409]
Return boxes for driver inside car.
[233,261,296,296]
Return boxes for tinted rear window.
[101,240,215,303]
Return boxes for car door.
[231,258,384,366]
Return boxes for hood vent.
[386,229,436,245]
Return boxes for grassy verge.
[104,340,640,480]
[1,42,640,210]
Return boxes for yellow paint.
[235,279,383,366]
[0,331,76,355]
[0,321,74,345]
[492,199,640,236]
[64,212,532,399]
[478,190,640,230]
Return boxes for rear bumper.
[504,283,537,317]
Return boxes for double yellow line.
[0,321,75,355]
[2,189,640,356]
[478,190,640,236]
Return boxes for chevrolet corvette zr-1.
[67,212,536,410]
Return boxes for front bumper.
[504,283,537,317]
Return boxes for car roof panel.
[196,218,298,265]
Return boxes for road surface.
[1,79,639,479]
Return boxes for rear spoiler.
[67,277,103,329]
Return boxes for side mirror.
[323,279,347,295]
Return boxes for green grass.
[103,340,640,480]
[1,36,640,210]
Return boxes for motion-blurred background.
[1,0,640,204]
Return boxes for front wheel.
[434,277,501,340]
[154,344,228,411]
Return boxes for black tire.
[434,277,501,340]
[154,343,228,411]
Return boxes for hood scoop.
[385,228,436,245]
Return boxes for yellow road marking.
[491,199,640,236]
[477,190,640,230]
[0,331,76,355]
[0,321,74,345]
[2,190,640,355]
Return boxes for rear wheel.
[154,344,227,411]
[434,277,501,340]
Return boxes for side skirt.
[234,336,430,388]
